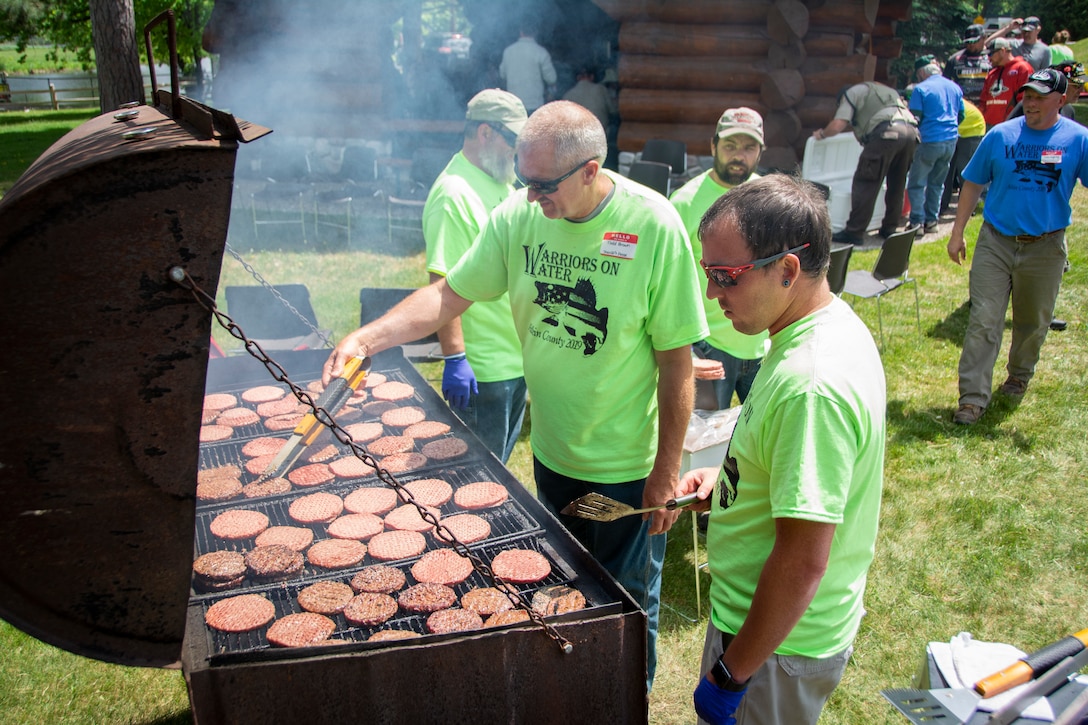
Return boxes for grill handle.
[143,9,180,118]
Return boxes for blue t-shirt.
[964,116,1088,237]
[909,75,963,143]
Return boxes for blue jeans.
[907,139,957,225]
[693,339,761,408]
[451,377,526,464]
[533,458,666,692]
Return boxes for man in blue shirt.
[907,57,964,236]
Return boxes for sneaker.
[831,231,863,245]
[924,221,939,234]
[953,403,985,425]
[1050,318,1068,331]
[998,376,1028,396]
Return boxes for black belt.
[986,222,1065,244]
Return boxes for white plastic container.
[802,135,886,233]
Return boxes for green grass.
[2,109,1088,725]
[0,44,88,73]
[0,108,98,195]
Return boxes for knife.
[253,356,370,483]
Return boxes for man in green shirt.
[671,107,769,409]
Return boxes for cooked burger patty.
[397,582,456,613]
[367,628,422,642]
[402,421,451,440]
[245,544,304,581]
[204,593,275,632]
[380,452,428,473]
[460,586,517,616]
[361,400,397,417]
[297,581,355,614]
[193,550,247,592]
[209,509,269,540]
[196,476,242,503]
[350,565,407,594]
[485,609,531,628]
[426,608,483,634]
[254,525,314,552]
[531,585,587,616]
[266,612,335,647]
[241,477,292,498]
[342,592,398,626]
[420,436,468,461]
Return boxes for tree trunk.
[89,0,144,112]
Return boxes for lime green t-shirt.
[447,171,709,482]
[707,297,886,657]
[423,152,523,382]
[670,170,769,360]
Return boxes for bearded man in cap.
[671,107,769,409]
[979,38,1035,127]
[422,89,528,462]
[947,68,1088,426]
[944,24,992,102]
[987,16,1052,71]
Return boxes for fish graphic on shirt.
[533,277,609,355]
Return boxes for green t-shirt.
[447,171,709,482]
[707,297,886,657]
[423,152,523,382]
[670,170,769,360]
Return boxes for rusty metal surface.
[0,106,240,667]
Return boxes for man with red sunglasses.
[678,175,886,725]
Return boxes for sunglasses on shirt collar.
[514,157,594,194]
[701,243,810,287]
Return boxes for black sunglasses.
[487,123,518,148]
[514,157,594,194]
[701,243,810,287]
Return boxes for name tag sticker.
[601,232,638,260]
[1041,149,1063,164]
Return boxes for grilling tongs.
[561,491,700,522]
[253,356,370,483]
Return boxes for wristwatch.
[710,658,748,692]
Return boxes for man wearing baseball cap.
[671,107,770,410]
[908,58,964,236]
[421,88,528,461]
[947,67,1088,425]
[986,16,1052,71]
[979,38,1034,127]
[945,24,992,102]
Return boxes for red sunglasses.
[701,243,810,287]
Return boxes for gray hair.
[918,62,942,78]
[516,101,607,167]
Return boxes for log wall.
[594,0,912,170]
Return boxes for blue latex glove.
[442,354,477,409]
[693,675,746,725]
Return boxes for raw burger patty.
[371,381,414,401]
[453,481,509,510]
[361,400,397,417]
[307,444,340,463]
[403,478,453,507]
[288,492,343,524]
[209,509,269,540]
[216,407,261,428]
[297,581,355,614]
[364,372,388,388]
[380,452,428,473]
[398,582,457,613]
[368,629,421,642]
[367,530,426,561]
[329,455,374,479]
[203,393,237,412]
[327,513,384,541]
[369,435,414,456]
[427,608,483,634]
[461,586,516,616]
[288,463,334,488]
[245,544,304,581]
[402,420,451,440]
[265,412,305,431]
[241,385,287,404]
[241,437,287,457]
[491,548,551,583]
[257,396,304,418]
[204,593,275,632]
[383,504,440,533]
[343,421,383,443]
[266,612,335,647]
[410,549,474,586]
[381,406,426,427]
[342,592,398,626]
[242,477,292,498]
[343,486,399,515]
[350,565,406,594]
[255,525,314,552]
[307,538,368,569]
[421,436,468,461]
[244,454,277,476]
[199,425,233,443]
[434,513,491,545]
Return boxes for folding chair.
[841,227,921,349]
[312,186,353,244]
[627,160,672,197]
[358,287,442,361]
[251,181,308,242]
[827,242,854,296]
[640,138,688,175]
[225,284,332,351]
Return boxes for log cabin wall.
[593,0,912,171]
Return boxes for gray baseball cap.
[466,89,528,136]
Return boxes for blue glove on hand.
[693,675,746,725]
[442,354,478,409]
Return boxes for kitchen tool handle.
[974,628,1088,697]
[295,356,368,444]
[665,492,701,510]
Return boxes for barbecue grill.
[0,44,648,725]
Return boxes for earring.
[783,279,790,287]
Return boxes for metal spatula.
[560,492,700,522]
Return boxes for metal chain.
[171,266,573,654]
[223,242,333,348]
